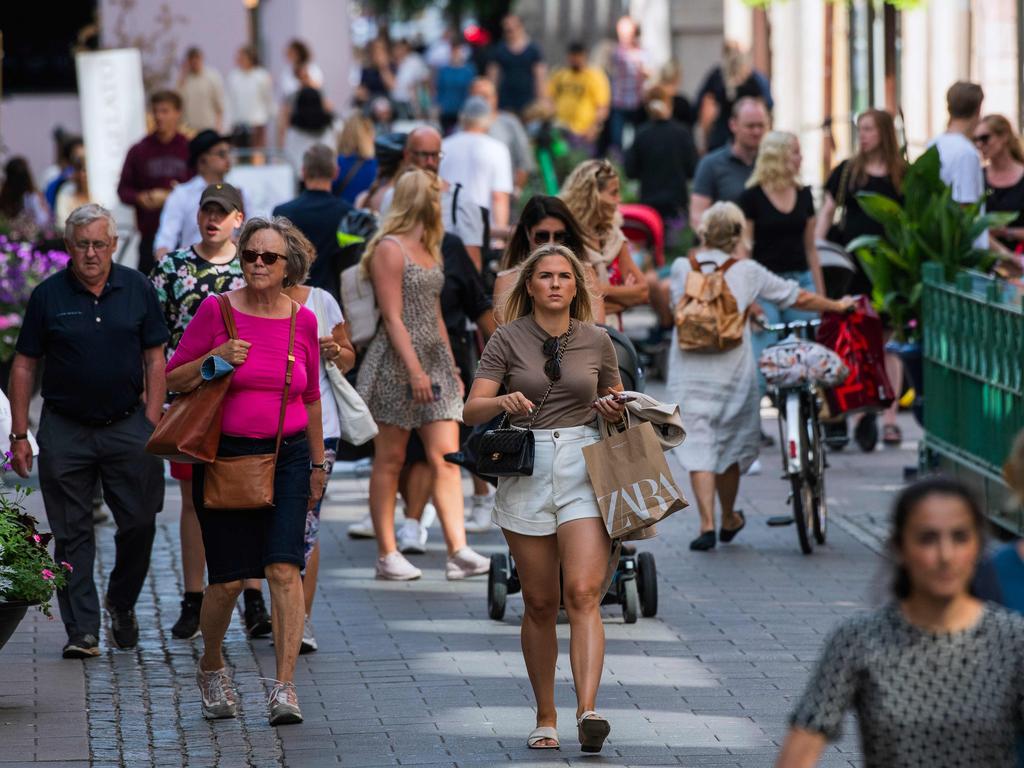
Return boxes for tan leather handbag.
[203,300,298,511]
[146,295,238,463]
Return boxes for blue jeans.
[752,270,817,395]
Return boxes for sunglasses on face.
[241,249,284,265]
[974,134,992,146]
[542,336,562,381]
[532,229,567,244]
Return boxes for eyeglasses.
[410,150,443,161]
[532,229,567,245]
[973,134,992,146]
[73,240,111,253]
[542,336,562,381]
[241,249,284,265]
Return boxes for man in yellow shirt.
[547,42,611,151]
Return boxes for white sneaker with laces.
[299,616,317,654]
[376,551,422,580]
[419,502,438,529]
[396,518,428,554]
[347,513,376,539]
[464,494,495,533]
[446,547,491,580]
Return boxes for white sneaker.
[463,495,495,533]
[299,616,318,654]
[347,513,376,539]
[420,502,437,529]
[446,547,491,580]
[396,518,428,554]
[745,459,762,476]
[376,551,422,581]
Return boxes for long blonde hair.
[560,159,619,242]
[747,130,799,192]
[501,244,595,324]
[337,114,375,159]
[360,168,442,277]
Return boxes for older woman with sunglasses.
[465,244,625,754]
[166,216,325,727]
[492,195,604,324]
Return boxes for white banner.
[75,49,147,212]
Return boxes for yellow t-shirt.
[547,67,611,137]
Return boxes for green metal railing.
[921,262,1023,532]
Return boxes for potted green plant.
[846,146,1015,420]
[0,456,69,651]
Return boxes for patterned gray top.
[791,603,1024,767]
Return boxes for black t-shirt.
[440,233,491,337]
[490,41,543,113]
[986,173,1024,228]
[273,190,353,301]
[16,264,169,422]
[696,67,769,152]
[739,185,815,274]
[825,160,902,244]
[624,118,698,219]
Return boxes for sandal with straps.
[527,726,560,749]
[577,711,610,753]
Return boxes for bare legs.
[180,480,205,593]
[198,580,243,671]
[265,562,304,683]
[882,350,903,428]
[504,517,611,745]
[691,463,742,533]
[369,425,409,557]
[302,542,319,617]
[417,420,467,555]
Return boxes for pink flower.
[61,561,73,572]
[32,534,41,543]
[41,569,54,581]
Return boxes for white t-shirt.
[153,175,254,254]
[391,53,429,103]
[378,184,485,248]
[929,131,987,247]
[305,287,344,440]
[226,66,274,127]
[439,131,514,214]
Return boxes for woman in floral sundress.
[149,182,268,642]
[357,168,489,582]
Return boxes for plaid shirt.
[610,44,648,109]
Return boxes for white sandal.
[577,710,610,753]
[527,726,560,749]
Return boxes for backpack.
[674,254,746,353]
[337,208,380,348]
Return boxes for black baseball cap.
[199,182,243,213]
[188,129,232,166]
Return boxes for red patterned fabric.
[816,297,895,415]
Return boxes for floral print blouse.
[150,247,246,355]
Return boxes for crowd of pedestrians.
[5,15,1024,763]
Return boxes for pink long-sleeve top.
[167,295,320,438]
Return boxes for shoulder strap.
[216,294,239,339]
[834,160,852,211]
[451,183,461,226]
[381,235,410,262]
[336,158,365,195]
[687,252,700,271]
[274,301,299,456]
[719,257,739,273]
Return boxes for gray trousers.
[37,406,164,638]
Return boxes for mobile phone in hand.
[406,383,442,401]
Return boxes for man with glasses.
[153,130,251,263]
[8,204,169,659]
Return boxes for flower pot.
[893,341,924,426]
[0,600,34,651]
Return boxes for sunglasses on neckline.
[542,336,562,381]
[241,249,284,265]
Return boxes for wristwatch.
[311,459,330,472]
[8,432,27,443]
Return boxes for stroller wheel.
[622,577,639,624]
[637,552,658,618]
[488,553,509,621]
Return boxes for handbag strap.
[274,301,299,456]
[216,294,239,339]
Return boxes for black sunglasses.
[532,229,567,245]
[241,249,284,265]
[974,133,992,145]
[542,336,562,381]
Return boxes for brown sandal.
[882,424,902,446]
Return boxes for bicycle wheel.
[791,475,814,554]
[811,410,828,545]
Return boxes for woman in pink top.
[166,216,324,727]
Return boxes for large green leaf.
[856,193,904,231]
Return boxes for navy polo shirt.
[16,263,169,423]
[691,144,755,206]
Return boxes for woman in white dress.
[667,202,853,552]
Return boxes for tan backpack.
[674,253,746,353]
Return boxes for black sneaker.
[105,598,139,649]
[171,596,202,640]
[62,633,100,659]
[244,594,272,638]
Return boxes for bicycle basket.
[759,339,848,388]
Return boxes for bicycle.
[757,318,829,555]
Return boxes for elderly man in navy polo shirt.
[9,203,169,659]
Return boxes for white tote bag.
[339,264,379,348]
[311,289,379,446]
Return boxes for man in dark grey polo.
[689,96,768,228]
[9,203,169,659]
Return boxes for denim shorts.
[194,432,310,583]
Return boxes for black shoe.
[719,510,746,543]
[244,593,272,638]
[760,430,775,448]
[62,633,100,659]
[854,413,879,452]
[689,531,717,551]
[104,599,139,649]
[171,596,202,640]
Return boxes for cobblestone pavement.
[2,408,922,767]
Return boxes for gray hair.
[237,216,314,288]
[459,95,492,129]
[64,203,117,242]
[302,143,337,181]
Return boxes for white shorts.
[492,425,603,537]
